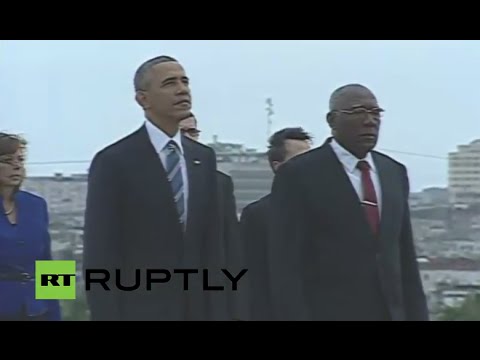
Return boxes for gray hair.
[133,55,178,91]
[329,83,372,110]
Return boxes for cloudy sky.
[1,40,479,192]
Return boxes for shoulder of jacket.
[372,150,407,170]
[17,190,47,205]
[243,194,269,212]
[184,136,214,153]
[93,126,147,161]
[216,170,231,179]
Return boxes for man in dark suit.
[240,127,312,321]
[179,114,249,321]
[83,56,227,321]
[267,84,429,321]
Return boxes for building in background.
[208,136,273,214]
[448,139,480,206]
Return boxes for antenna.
[265,97,274,138]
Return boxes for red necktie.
[357,161,380,236]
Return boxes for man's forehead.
[330,86,378,109]
[151,62,187,79]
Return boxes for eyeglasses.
[332,107,385,118]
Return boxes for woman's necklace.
[4,203,15,215]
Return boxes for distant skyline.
[2,40,480,192]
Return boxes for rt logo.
[35,260,76,300]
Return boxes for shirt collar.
[329,138,377,174]
[145,120,184,155]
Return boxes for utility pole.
[265,97,274,139]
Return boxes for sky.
[1,40,479,192]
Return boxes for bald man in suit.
[267,84,429,321]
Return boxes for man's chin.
[359,137,378,150]
[174,109,193,122]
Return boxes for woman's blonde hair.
[0,132,28,192]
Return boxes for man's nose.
[176,82,190,94]
[364,113,379,127]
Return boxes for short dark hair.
[133,55,178,91]
[267,127,312,165]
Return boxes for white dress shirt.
[145,120,189,222]
[329,138,382,216]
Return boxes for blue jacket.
[0,191,61,320]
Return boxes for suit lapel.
[372,153,399,247]
[182,137,203,235]
[132,125,183,233]
[322,145,373,236]
[323,145,402,241]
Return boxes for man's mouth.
[175,99,191,106]
[360,134,377,139]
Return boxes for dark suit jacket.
[267,142,429,321]
[240,194,272,321]
[83,125,227,321]
[216,171,249,320]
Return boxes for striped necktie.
[165,141,186,228]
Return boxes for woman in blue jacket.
[0,133,61,320]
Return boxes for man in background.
[179,114,249,321]
[240,127,312,321]
[83,56,226,321]
[267,84,429,321]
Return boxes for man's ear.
[135,91,149,110]
[326,111,336,132]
